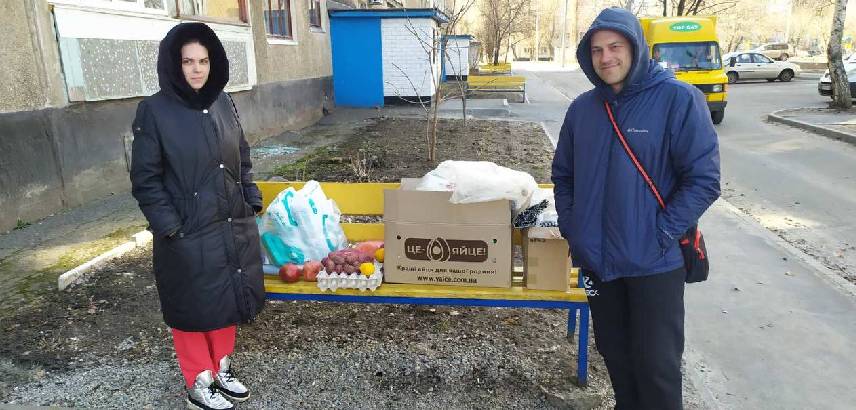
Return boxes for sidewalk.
[686,200,856,409]
[769,107,856,146]
[0,193,145,301]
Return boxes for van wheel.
[780,53,789,61]
[711,110,725,125]
[727,72,738,84]
[779,69,794,82]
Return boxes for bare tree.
[386,0,477,162]
[619,0,648,15]
[660,0,737,16]
[827,0,851,109]
[480,0,531,64]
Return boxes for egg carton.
[316,262,383,292]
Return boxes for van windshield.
[652,41,721,71]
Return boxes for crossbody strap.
[603,101,666,210]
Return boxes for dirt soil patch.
[272,117,555,183]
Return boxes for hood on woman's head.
[157,22,229,109]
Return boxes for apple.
[303,261,322,282]
[279,263,301,283]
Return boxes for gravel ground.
[0,247,612,409]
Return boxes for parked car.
[723,52,801,83]
[817,54,856,97]
[752,43,795,61]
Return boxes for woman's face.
[181,42,209,91]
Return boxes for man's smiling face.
[591,30,633,93]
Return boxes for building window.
[308,0,322,28]
[51,0,167,13]
[264,0,292,38]
[176,0,248,24]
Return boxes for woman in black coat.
[130,22,264,410]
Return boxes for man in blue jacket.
[551,8,720,409]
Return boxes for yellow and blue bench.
[467,75,526,101]
[257,181,590,385]
[477,63,512,74]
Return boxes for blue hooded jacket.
[551,8,721,282]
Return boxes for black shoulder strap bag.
[604,101,709,283]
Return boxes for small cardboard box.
[524,227,571,291]
[383,184,512,288]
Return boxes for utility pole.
[560,0,568,67]
[534,6,540,62]
[785,0,792,43]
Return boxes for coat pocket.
[152,234,203,310]
[171,197,199,235]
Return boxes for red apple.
[303,261,322,282]
[279,263,301,283]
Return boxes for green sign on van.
[670,22,701,32]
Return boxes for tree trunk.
[461,93,467,127]
[828,0,852,109]
[425,115,433,161]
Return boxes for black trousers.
[583,267,686,410]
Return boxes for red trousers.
[171,325,236,388]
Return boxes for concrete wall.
[231,76,333,143]
[0,0,66,113]
[0,99,137,232]
[251,0,333,84]
[0,76,332,232]
[382,18,439,98]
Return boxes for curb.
[57,230,153,290]
[767,109,856,147]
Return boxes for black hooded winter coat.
[130,23,265,331]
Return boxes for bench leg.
[567,308,577,338]
[576,305,590,386]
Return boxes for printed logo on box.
[404,237,489,262]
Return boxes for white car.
[723,52,801,83]
[818,54,856,98]
[751,43,795,61]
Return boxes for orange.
[359,262,375,276]
[375,248,385,263]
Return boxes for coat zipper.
[601,101,618,276]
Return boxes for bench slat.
[341,222,384,241]
[264,276,587,302]
[257,181,397,215]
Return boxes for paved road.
[521,63,856,409]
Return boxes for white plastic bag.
[416,160,538,213]
[260,181,348,264]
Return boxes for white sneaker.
[186,370,234,410]
[215,355,250,402]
